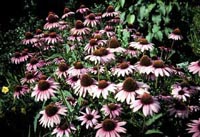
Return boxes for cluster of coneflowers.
[10,4,200,137]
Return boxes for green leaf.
[145,113,163,126]
[139,6,146,20]
[120,12,126,21]
[145,129,163,135]
[155,31,163,41]
[147,3,156,12]
[152,15,161,25]
[152,25,160,33]
[126,14,135,24]
[120,0,125,8]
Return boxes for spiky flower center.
[71,76,78,81]
[173,28,181,35]
[25,72,34,79]
[38,80,50,91]
[102,119,116,131]
[89,39,97,46]
[80,4,86,8]
[21,51,28,56]
[136,32,141,36]
[198,124,200,131]
[30,58,38,65]
[128,46,135,50]
[94,34,102,40]
[141,93,154,104]
[118,62,129,69]
[178,90,185,95]
[105,27,114,31]
[139,55,152,66]
[15,85,22,92]
[48,14,58,23]
[59,63,68,72]
[64,8,70,13]
[80,74,93,87]
[86,114,94,120]
[25,32,33,39]
[74,61,83,69]
[35,29,42,35]
[153,60,165,68]
[174,102,187,111]
[108,38,120,48]
[49,32,57,38]
[40,75,47,80]
[88,13,96,20]
[122,77,138,92]
[75,20,84,29]
[93,47,108,56]
[198,61,200,66]
[139,38,149,45]
[14,52,21,58]
[98,80,109,89]
[59,120,69,130]
[127,24,134,28]
[108,103,118,111]
[107,6,114,12]
[45,103,59,117]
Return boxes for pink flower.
[102,6,120,18]
[130,38,154,52]
[77,107,100,129]
[188,60,200,76]
[67,61,88,77]
[101,103,122,118]
[107,37,126,53]
[21,32,38,45]
[76,5,90,14]
[95,119,126,137]
[152,60,172,77]
[84,13,100,27]
[171,85,190,102]
[55,62,69,78]
[168,28,183,40]
[13,85,29,99]
[70,20,91,36]
[187,118,200,137]
[61,7,75,19]
[44,13,60,30]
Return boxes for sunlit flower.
[70,20,91,36]
[85,47,115,65]
[130,90,160,116]
[102,5,120,18]
[13,85,29,99]
[2,86,9,94]
[115,77,149,104]
[26,57,45,71]
[31,78,59,101]
[52,120,76,137]
[77,107,100,129]
[62,7,75,19]
[95,119,126,137]
[67,61,88,77]
[171,85,190,102]
[66,75,79,87]
[168,28,183,40]
[55,62,69,78]
[73,74,97,97]
[130,38,154,52]
[111,62,135,77]
[44,13,60,30]
[107,37,126,53]
[135,55,154,75]
[187,118,200,137]
[44,32,63,44]
[88,65,105,75]
[84,38,99,54]
[188,60,200,76]
[101,103,122,118]
[39,103,67,128]
[76,5,90,14]
[125,46,138,57]
[152,59,172,77]
[84,13,100,27]
[92,80,117,99]
[22,32,38,45]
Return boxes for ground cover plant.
[1,1,200,137]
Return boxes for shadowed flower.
[93,34,107,46]
[66,75,79,87]
[68,34,83,42]
[26,57,45,71]
[39,103,67,128]
[188,60,200,76]
[84,13,100,27]
[67,61,88,77]
[44,32,63,44]
[130,38,154,52]
[171,85,190,102]
[100,26,116,37]
[95,119,126,137]
[22,32,38,45]
[13,85,30,99]
[77,107,100,129]
[115,77,149,104]
[101,103,122,118]
[34,29,44,38]
[31,78,59,101]
[62,7,75,19]
[70,20,91,36]
[168,28,183,40]
[84,38,99,54]
[92,80,117,99]
[107,37,126,53]
[44,13,60,30]
[55,62,69,78]
[152,59,172,77]
[76,5,90,14]
[130,90,160,116]
[102,5,120,18]
[88,65,105,75]
[52,120,76,137]
[11,52,22,64]
[73,74,97,97]
[187,118,200,137]
[125,46,138,57]
[21,71,39,84]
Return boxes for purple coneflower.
[130,91,160,116]
[66,75,79,87]
[125,46,138,57]
[67,61,88,77]
[111,62,135,77]
[77,107,100,129]
[88,65,105,75]
[93,34,107,46]
[171,85,190,102]
[101,103,122,118]
[85,47,115,65]
[44,32,63,44]
[34,29,44,38]
[130,38,154,52]
[55,62,69,78]
[84,13,100,27]
[95,119,126,137]
[100,25,116,37]
[188,60,200,76]
[58,21,68,30]
[70,20,91,36]
[44,13,60,30]
[22,32,38,45]
[107,37,126,53]
[52,120,76,137]
[168,28,183,40]
[115,77,149,104]
[31,78,59,101]
[21,71,38,84]
[152,59,172,77]
[61,7,75,19]
[13,85,29,99]
[102,5,120,18]
[84,38,99,54]
[76,5,90,14]
[20,49,31,62]
[73,74,97,97]
[92,80,117,99]
[131,31,143,40]
[187,118,200,137]
[26,57,44,71]
[39,103,67,128]
[68,34,83,42]
[11,52,22,64]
